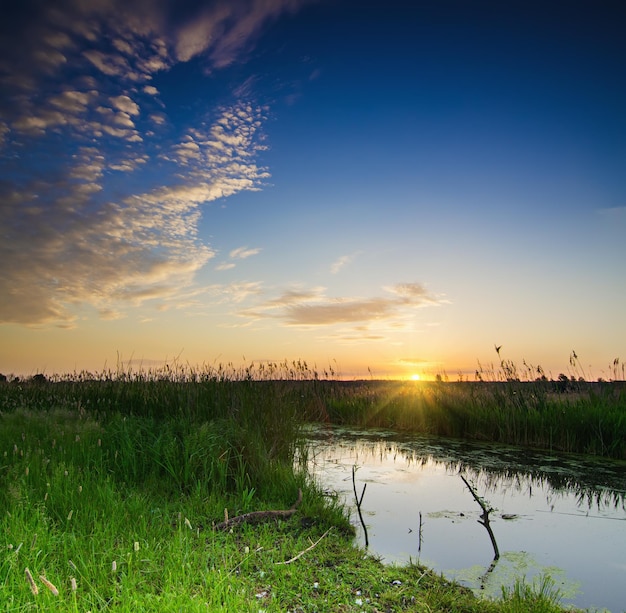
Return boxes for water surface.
[306,425,626,612]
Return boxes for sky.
[1,0,625,381]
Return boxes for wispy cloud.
[207,281,264,304]
[172,0,313,68]
[330,251,361,274]
[215,262,237,271]
[0,0,313,326]
[239,282,443,327]
[214,245,262,270]
[230,246,262,259]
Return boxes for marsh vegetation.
[1,357,622,611]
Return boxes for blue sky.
[1,0,625,379]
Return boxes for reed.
[311,356,626,459]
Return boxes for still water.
[305,425,626,613]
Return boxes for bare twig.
[460,474,499,560]
[352,465,369,548]
[275,527,333,565]
[418,511,423,553]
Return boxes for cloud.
[84,50,137,79]
[330,252,360,274]
[207,281,264,304]
[0,102,268,325]
[0,0,315,102]
[172,0,311,67]
[397,357,431,367]
[0,0,316,326]
[240,283,443,326]
[282,298,398,325]
[230,246,262,259]
[49,90,95,113]
[215,262,236,271]
[214,245,262,270]
[0,0,313,140]
[110,95,140,116]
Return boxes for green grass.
[0,362,598,610]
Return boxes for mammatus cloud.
[239,282,443,326]
[0,0,313,326]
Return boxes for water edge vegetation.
[1,357,622,611]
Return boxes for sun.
[410,373,421,381]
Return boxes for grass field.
[0,361,610,610]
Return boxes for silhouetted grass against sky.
[1,0,624,379]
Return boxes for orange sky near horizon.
[1,1,624,383]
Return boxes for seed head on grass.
[25,568,38,595]
[39,575,59,596]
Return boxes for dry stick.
[214,489,302,531]
[418,511,423,554]
[460,474,500,560]
[352,466,369,548]
[275,527,333,565]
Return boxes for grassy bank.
[0,365,597,610]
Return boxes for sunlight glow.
[410,374,421,381]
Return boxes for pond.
[305,425,626,613]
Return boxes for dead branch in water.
[352,465,369,548]
[460,475,500,560]
[214,489,302,531]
